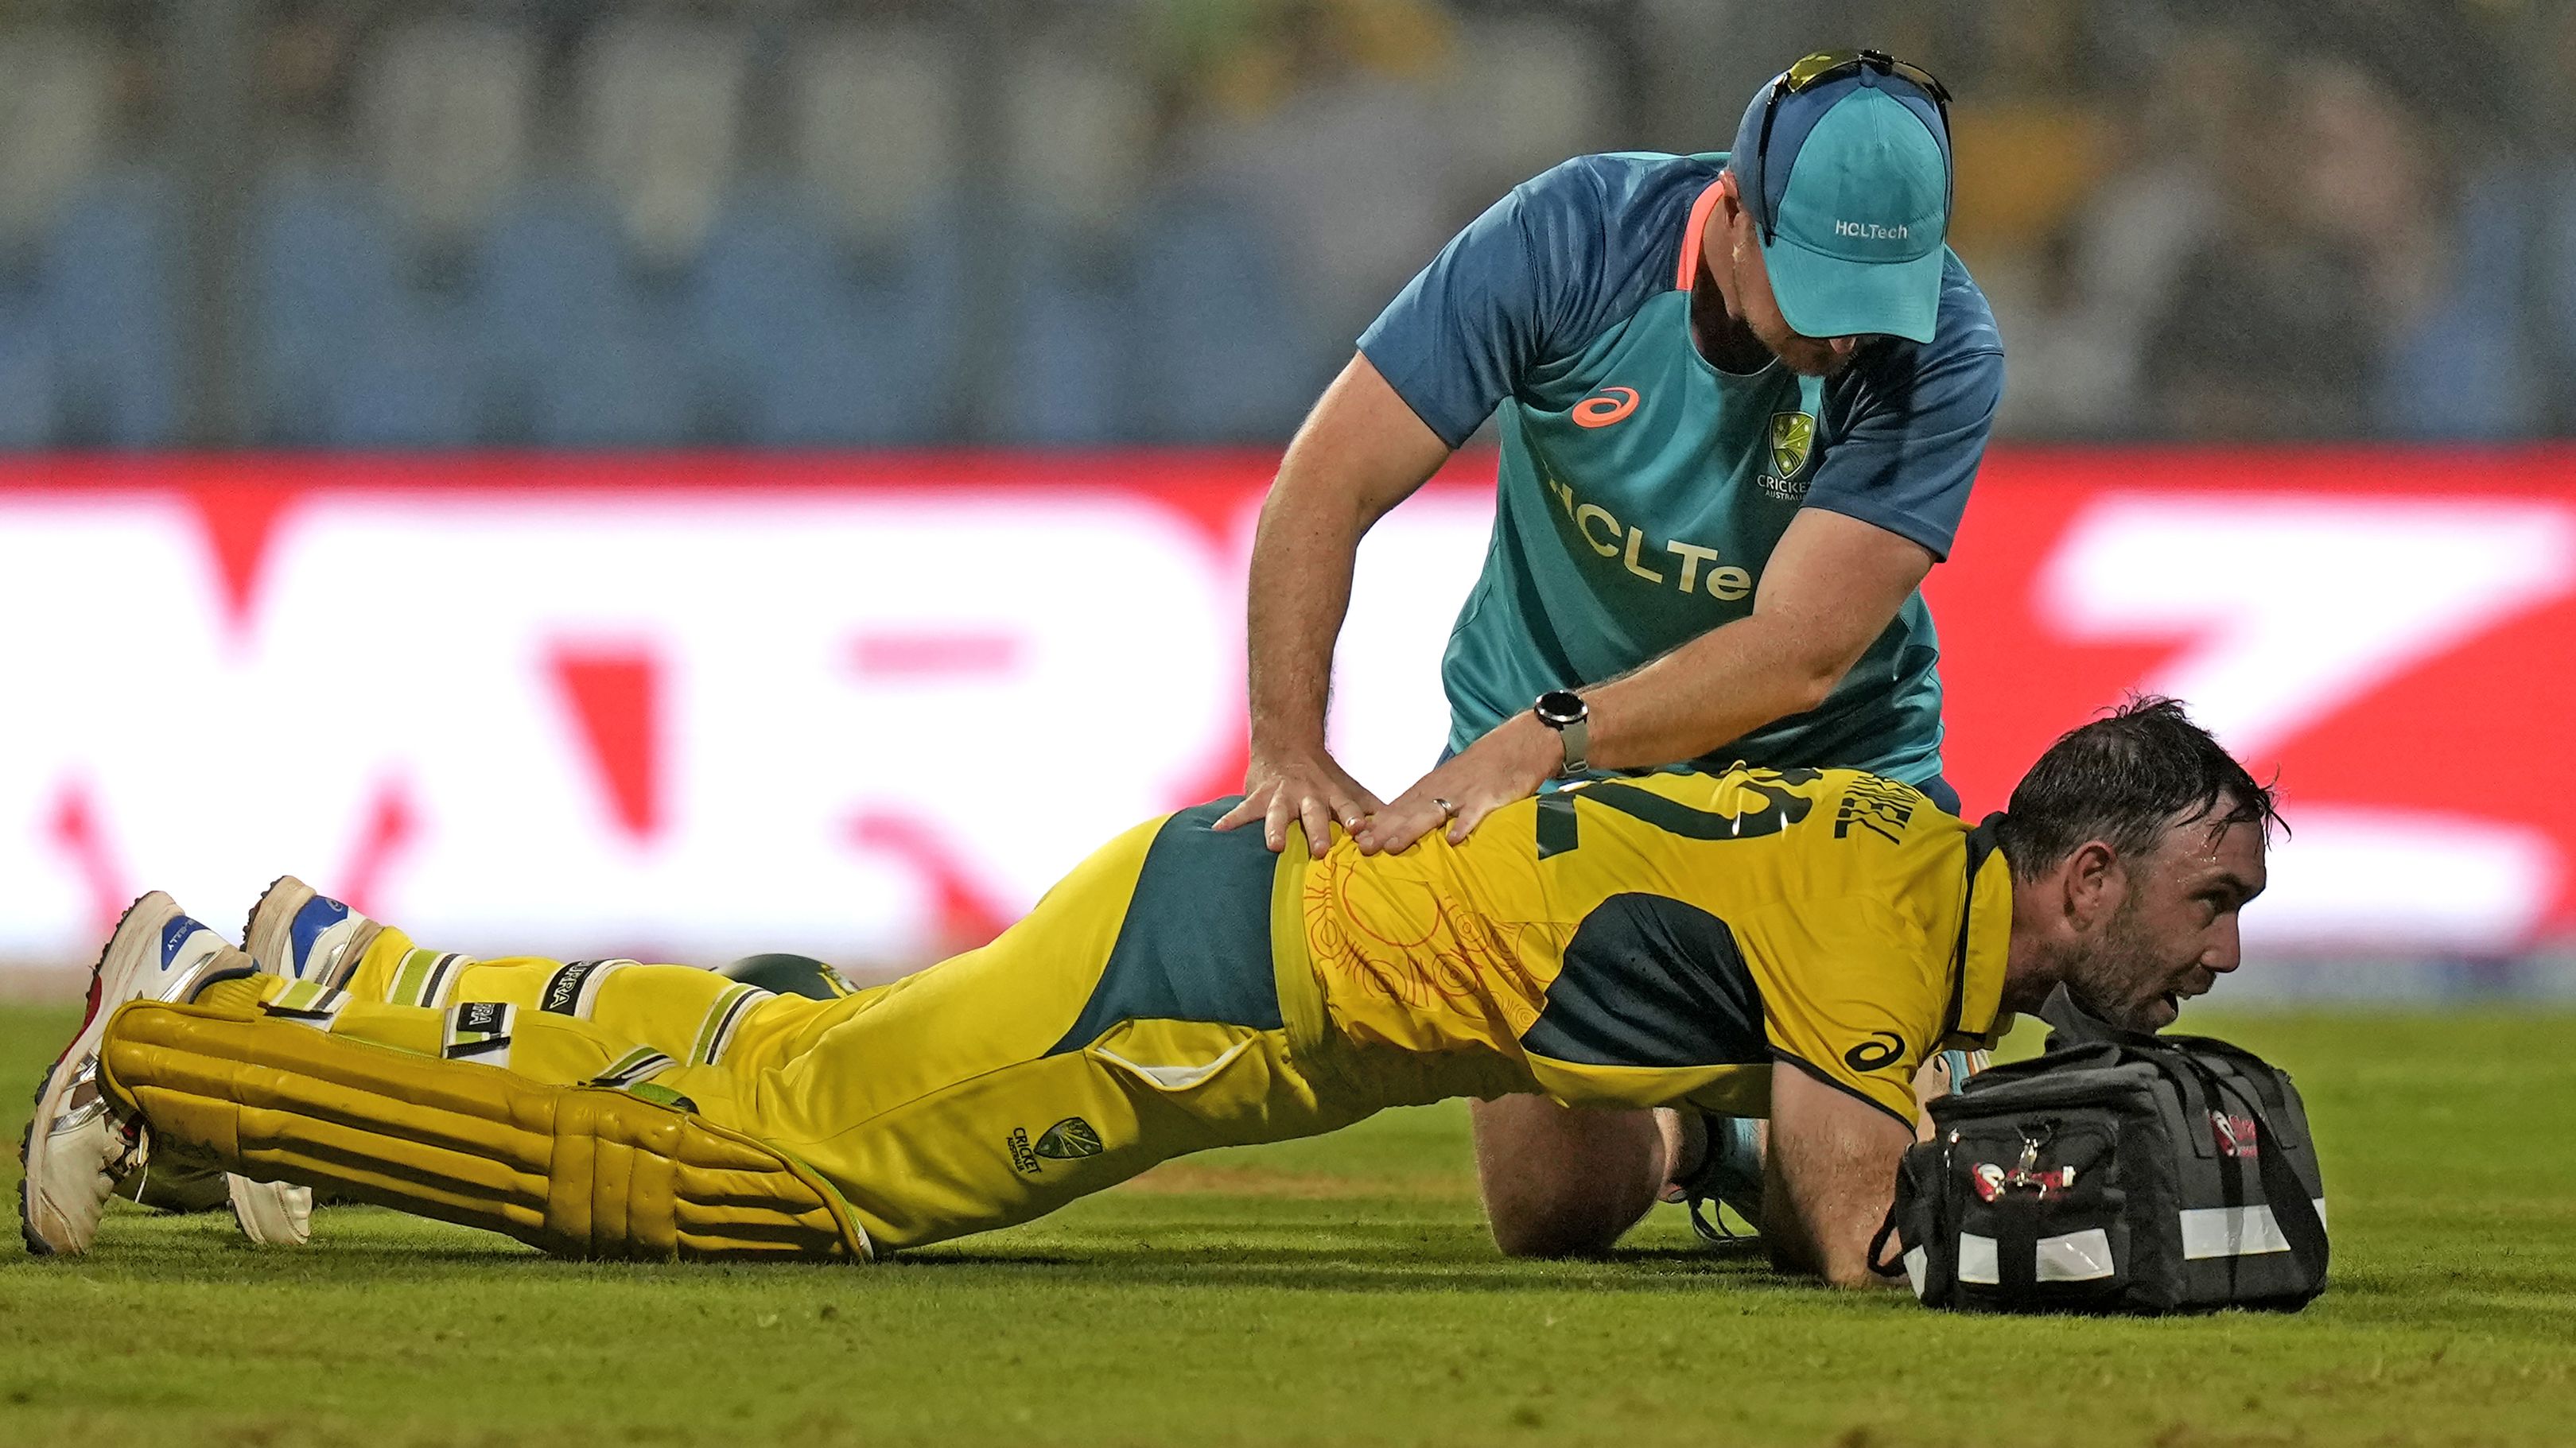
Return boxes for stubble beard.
[2062,895,2180,1033]
[1728,229,1854,378]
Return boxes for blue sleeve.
[1356,161,1614,448]
[1801,340,2003,562]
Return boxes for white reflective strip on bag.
[1959,1234,1997,1283]
[1904,1245,1929,1299]
[2037,1228,2117,1281]
[1955,1228,2119,1285]
[2178,1198,2329,1260]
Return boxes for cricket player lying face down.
[25,700,2272,1287]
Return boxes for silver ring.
[1432,797,1459,820]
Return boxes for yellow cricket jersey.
[1282,767,2011,1126]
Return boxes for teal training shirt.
[1357,153,2004,784]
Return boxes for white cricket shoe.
[21,894,255,1256]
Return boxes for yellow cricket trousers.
[311,802,1391,1251]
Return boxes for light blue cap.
[1728,68,1951,344]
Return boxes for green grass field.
[5,1004,2572,1447]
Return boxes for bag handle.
[2223,1071,2331,1288]
[1867,1207,1906,1281]
[2160,1033,2300,1143]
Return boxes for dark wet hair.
[1993,697,2283,882]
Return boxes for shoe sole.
[17,1064,47,1253]
[20,892,178,1256]
[16,1097,39,1255]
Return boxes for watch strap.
[1556,716,1590,777]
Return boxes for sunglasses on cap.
[1750,49,1953,245]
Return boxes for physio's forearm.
[1243,480,1368,752]
[1581,614,1850,771]
[1242,356,1451,754]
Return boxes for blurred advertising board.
[0,449,2569,972]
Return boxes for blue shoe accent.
[1937,1048,1980,1095]
[286,895,351,975]
[157,914,208,967]
[1683,1112,1767,1243]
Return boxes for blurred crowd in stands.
[0,0,2567,447]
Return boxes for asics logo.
[1844,1031,1905,1072]
[1571,386,1641,429]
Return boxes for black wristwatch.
[1533,689,1591,778]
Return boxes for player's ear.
[2060,840,2121,934]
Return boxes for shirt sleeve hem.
[1795,495,1956,562]
[1355,338,1486,450]
[1769,1047,1917,1129]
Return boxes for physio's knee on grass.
[1471,1097,1662,1257]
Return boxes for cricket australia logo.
[1761,411,1816,501]
[1009,1117,1105,1174]
[1034,1117,1104,1161]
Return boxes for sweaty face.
[1723,209,1860,378]
[2064,814,2269,1031]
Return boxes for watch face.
[1536,690,1586,727]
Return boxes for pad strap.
[98,999,871,1264]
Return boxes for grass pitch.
[4,1004,2571,1447]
